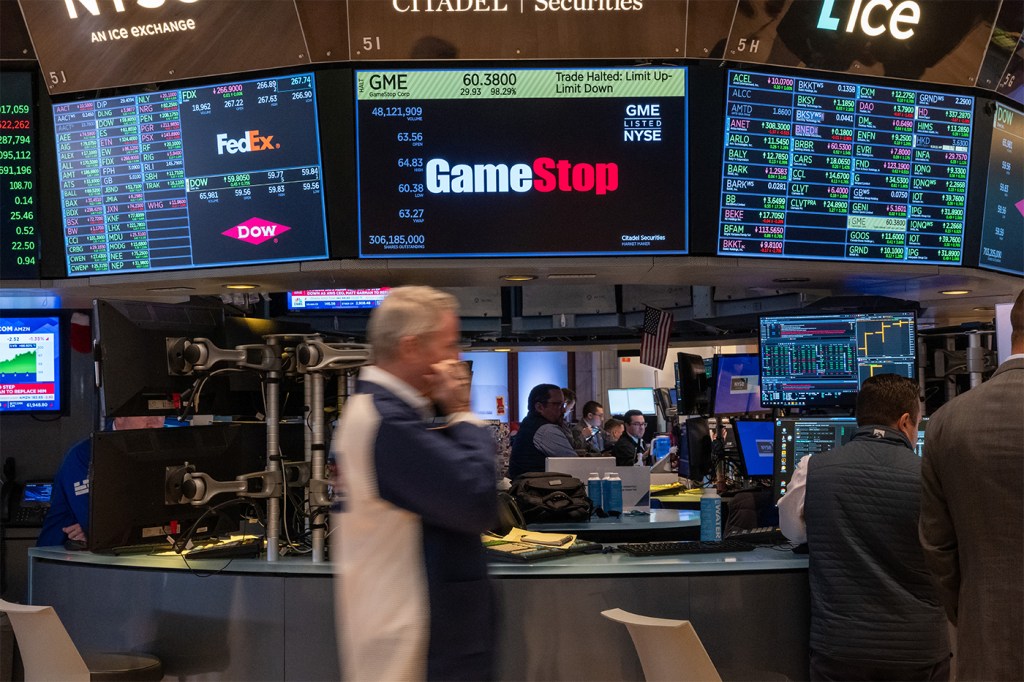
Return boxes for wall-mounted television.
[287,288,390,311]
[719,69,975,265]
[978,101,1023,276]
[759,310,917,408]
[0,70,41,279]
[0,315,63,414]
[53,73,328,276]
[354,66,688,258]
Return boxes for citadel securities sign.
[17,0,311,94]
[343,0,689,59]
[724,0,1004,86]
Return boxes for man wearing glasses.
[611,409,651,466]
[507,383,576,479]
[573,400,607,454]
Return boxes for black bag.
[509,472,593,523]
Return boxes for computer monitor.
[711,353,769,416]
[759,311,917,408]
[88,422,305,552]
[94,299,310,418]
[679,416,712,482]
[773,416,929,499]
[286,288,390,311]
[607,388,656,416]
[732,419,775,478]
[676,352,709,415]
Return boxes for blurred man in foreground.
[331,286,497,681]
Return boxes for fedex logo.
[216,130,279,155]
[426,157,619,195]
[64,0,199,19]
[222,218,291,245]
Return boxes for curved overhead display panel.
[975,0,1023,106]
[354,66,689,258]
[718,69,975,265]
[53,73,329,276]
[979,101,1023,276]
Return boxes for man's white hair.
[367,286,459,361]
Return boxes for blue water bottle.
[603,472,623,515]
[587,472,603,514]
[700,488,722,542]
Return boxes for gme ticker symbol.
[222,218,291,245]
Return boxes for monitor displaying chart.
[0,316,61,413]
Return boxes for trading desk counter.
[28,545,809,680]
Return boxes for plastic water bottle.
[603,472,623,515]
[587,472,603,513]
[700,488,722,542]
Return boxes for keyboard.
[618,539,756,557]
[725,527,788,545]
[484,539,602,562]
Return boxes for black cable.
[171,497,255,553]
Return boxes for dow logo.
[222,218,291,245]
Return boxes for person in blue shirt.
[37,415,165,547]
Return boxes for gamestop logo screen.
[355,67,688,257]
[54,73,328,276]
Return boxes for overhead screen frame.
[48,68,332,278]
[0,67,42,280]
[717,64,989,267]
[351,62,694,259]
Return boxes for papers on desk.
[484,529,577,549]
[482,530,600,562]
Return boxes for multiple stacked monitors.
[0,316,62,414]
[978,102,1023,276]
[53,74,328,276]
[759,311,917,408]
[353,67,689,258]
[287,288,390,311]
[719,70,975,264]
[0,71,41,279]
[607,387,656,415]
[711,353,768,416]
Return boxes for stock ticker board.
[718,70,975,265]
[354,67,688,258]
[53,74,328,276]
[0,71,41,280]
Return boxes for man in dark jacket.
[777,374,950,681]
[507,384,575,480]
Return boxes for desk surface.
[29,543,806,578]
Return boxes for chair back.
[601,608,722,682]
[0,598,91,682]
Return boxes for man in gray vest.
[778,374,949,681]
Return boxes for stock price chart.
[0,72,40,280]
[53,74,328,276]
[719,70,974,265]
[979,102,1023,276]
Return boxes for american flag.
[640,305,673,368]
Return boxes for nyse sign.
[18,0,310,94]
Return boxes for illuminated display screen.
[0,316,61,413]
[0,71,41,279]
[354,67,688,257]
[759,311,917,408]
[53,73,328,276]
[719,70,974,264]
[979,102,1024,276]
[288,288,390,310]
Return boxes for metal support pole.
[310,372,327,562]
[264,339,282,562]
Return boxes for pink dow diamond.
[1015,198,1024,218]
[222,217,291,245]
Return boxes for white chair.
[0,598,162,681]
[601,607,722,682]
